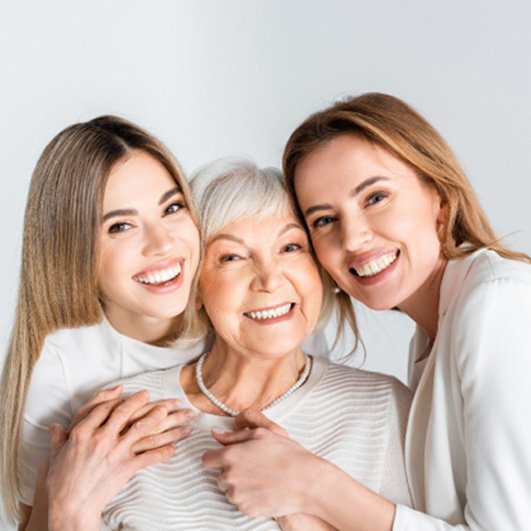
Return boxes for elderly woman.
[97,158,412,530]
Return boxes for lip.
[243,302,296,325]
[347,249,398,270]
[347,250,400,286]
[132,257,186,294]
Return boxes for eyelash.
[164,201,185,215]
[365,190,388,206]
[311,215,337,230]
[108,222,132,234]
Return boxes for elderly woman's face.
[199,209,323,359]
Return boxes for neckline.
[161,357,328,431]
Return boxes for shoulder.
[321,363,412,407]
[111,364,184,401]
[443,250,531,322]
[42,320,115,362]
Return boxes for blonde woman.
[0,116,203,529]
[205,94,531,530]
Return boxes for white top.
[394,249,531,530]
[19,319,327,507]
[102,358,412,530]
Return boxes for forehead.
[294,135,422,199]
[103,151,175,206]
[208,209,304,244]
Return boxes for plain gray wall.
[1,1,530,527]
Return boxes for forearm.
[307,458,395,531]
[48,501,101,531]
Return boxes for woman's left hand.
[202,410,325,518]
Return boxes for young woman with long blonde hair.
[204,93,531,530]
[0,115,203,529]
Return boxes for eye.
[311,215,337,230]
[108,222,132,234]
[366,191,388,206]
[163,201,185,216]
[219,254,241,263]
[282,243,302,253]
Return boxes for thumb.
[234,408,288,436]
[48,423,67,457]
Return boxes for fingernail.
[212,426,227,435]
[173,399,182,408]
[184,409,196,420]
[181,425,192,435]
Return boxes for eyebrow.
[209,222,304,246]
[102,186,182,222]
[302,176,390,217]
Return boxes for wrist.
[48,500,100,531]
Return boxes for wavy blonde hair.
[283,92,530,349]
[0,115,199,522]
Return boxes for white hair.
[190,157,294,244]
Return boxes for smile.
[244,303,293,321]
[133,262,182,286]
[350,251,398,278]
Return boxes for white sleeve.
[19,339,73,506]
[379,378,412,507]
[394,276,531,530]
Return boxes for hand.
[202,424,322,518]
[69,385,194,453]
[46,390,183,531]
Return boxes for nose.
[250,259,284,293]
[141,223,174,257]
[340,215,372,252]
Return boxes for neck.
[398,255,448,340]
[182,339,307,414]
[104,308,180,346]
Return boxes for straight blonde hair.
[0,115,199,522]
[283,92,530,348]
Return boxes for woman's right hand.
[46,389,190,531]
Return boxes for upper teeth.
[354,253,397,277]
[134,263,182,285]
[246,303,292,320]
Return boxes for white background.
[1,1,530,527]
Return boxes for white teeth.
[134,263,182,285]
[354,252,397,277]
[246,303,292,321]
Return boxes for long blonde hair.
[0,115,198,522]
[283,92,530,347]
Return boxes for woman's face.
[98,150,200,335]
[199,210,323,359]
[294,134,445,313]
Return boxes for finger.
[48,424,67,457]
[210,427,256,446]
[126,398,183,425]
[102,390,151,434]
[127,407,195,435]
[72,397,123,431]
[131,425,192,454]
[128,444,177,474]
[69,385,122,430]
[235,408,288,436]
[119,404,169,447]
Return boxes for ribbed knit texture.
[103,359,411,530]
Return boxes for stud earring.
[332,282,341,295]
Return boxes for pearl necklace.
[195,352,312,417]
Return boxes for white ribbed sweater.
[102,357,412,530]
